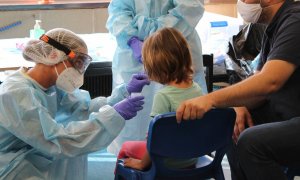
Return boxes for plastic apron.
[106,0,207,155]
[0,68,127,180]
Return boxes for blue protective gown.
[106,0,207,154]
[0,68,128,180]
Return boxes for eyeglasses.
[40,34,92,74]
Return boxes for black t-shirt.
[251,0,300,124]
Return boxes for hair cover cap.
[23,28,87,65]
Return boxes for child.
[117,27,203,170]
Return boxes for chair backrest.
[203,54,214,93]
[147,108,236,178]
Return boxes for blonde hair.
[142,28,193,84]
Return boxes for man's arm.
[177,59,297,121]
[212,60,296,107]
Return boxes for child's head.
[142,28,193,85]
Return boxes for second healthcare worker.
[106,0,207,155]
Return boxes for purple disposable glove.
[126,73,150,94]
[113,96,145,120]
[127,36,143,63]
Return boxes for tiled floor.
[222,156,232,180]
[88,150,116,180]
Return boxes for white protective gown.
[106,0,207,154]
[0,68,128,180]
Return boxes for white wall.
[0,3,238,39]
[205,3,237,18]
[0,8,108,39]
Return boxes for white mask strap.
[54,61,68,77]
[54,66,59,77]
[62,61,68,69]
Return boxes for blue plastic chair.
[115,108,236,180]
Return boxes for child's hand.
[124,158,144,170]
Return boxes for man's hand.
[233,107,254,143]
[176,95,213,123]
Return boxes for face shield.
[40,34,92,74]
[67,52,92,74]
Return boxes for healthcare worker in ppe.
[0,28,150,180]
[106,0,207,155]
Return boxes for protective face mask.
[237,0,262,23]
[55,61,84,93]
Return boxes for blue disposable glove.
[126,73,150,94]
[113,96,145,120]
[127,36,143,63]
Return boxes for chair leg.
[215,165,225,180]
[286,170,295,180]
[114,173,127,180]
[285,166,300,180]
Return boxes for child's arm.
[140,151,151,168]
[124,151,152,170]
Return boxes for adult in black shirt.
[176,0,300,179]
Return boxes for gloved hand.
[127,36,143,63]
[127,73,150,94]
[113,96,145,120]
